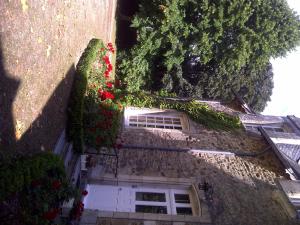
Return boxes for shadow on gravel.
[16,65,75,153]
[0,37,20,152]
[0,35,76,154]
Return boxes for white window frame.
[133,187,194,216]
[128,114,183,130]
[245,124,284,133]
[134,188,171,214]
[124,107,188,131]
[170,189,194,215]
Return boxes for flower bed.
[68,39,123,152]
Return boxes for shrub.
[67,38,122,152]
[67,39,105,153]
[0,152,66,201]
[83,43,123,150]
[0,152,76,225]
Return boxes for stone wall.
[96,116,299,225]
[120,125,269,153]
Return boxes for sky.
[263,0,300,117]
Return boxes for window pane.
[136,192,166,202]
[176,207,193,215]
[174,194,190,203]
[164,118,172,124]
[138,116,146,122]
[174,127,182,130]
[155,118,164,123]
[129,116,137,122]
[136,205,167,214]
[129,123,137,127]
[173,121,181,125]
[165,126,173,129]
[147,117,155,123]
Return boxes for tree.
[117,0,300,111]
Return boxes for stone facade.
[83,107,300,225]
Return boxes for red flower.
[107,64,113,72]
[82,190,88,196]
[43,208,60,220]
[98,88,102,95]
[107,43,115,53]
[102,56,110,65]
[72,202,85,220]
[104,70,110,78]
[52,180,61,190]
[100,91,115,101]
[106,82,113,88]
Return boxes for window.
[128,115,183,130]
[245,125,284,133]
[170,190,194,216]
[263,127,284,132]
[136,192,166,202]
[174,194,190,203]
[136,205,168,214]
[134,189,194,215]
[176,207,193,215]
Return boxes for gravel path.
[0,0,116,152]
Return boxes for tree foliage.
[117,0,300,112]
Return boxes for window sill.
[96,210,211,224]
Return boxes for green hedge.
[125,92,242,130]
[0,152,65,202]
[67,39,105,153]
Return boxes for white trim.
[128,115,183,130]
[124,107,189,131]
[170,189,194,215]
[245,124,284,133]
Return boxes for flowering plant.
[82,41,125,149]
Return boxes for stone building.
[58,100,300,225]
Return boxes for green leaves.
[117,0,300,112]
[125,92,241,130]
[67,39,105,153]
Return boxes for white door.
[84,184,194,216]
[116,186,133,212]
[84,184,119,211]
